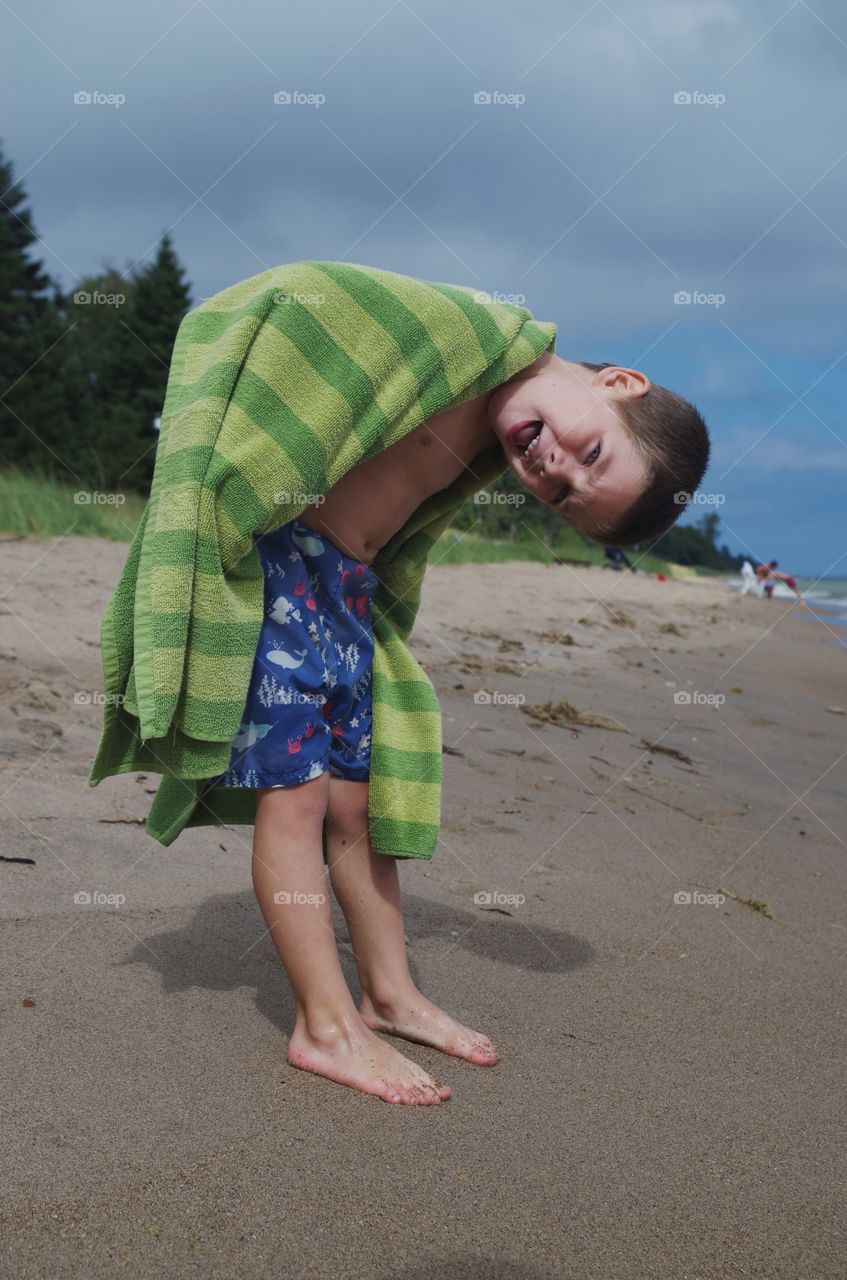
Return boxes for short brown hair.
[578,362,710,548]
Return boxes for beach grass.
[435,527,677,576]
[0,468,686,578]
[0,468,145,540]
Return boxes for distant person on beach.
[739,561,762,596]
[756,559,806,604]
[93,267,711,1106]
[603,545,636,572]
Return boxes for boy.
[206,347,710,1106]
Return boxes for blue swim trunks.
[208,518,378,790]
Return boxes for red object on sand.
[657,572,667,581]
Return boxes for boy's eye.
[586,443,601,465]
[554,484,571,505]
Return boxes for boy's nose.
[536,446,553,474]
[539,446,565,480]
[538,451,574,500]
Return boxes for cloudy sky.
[4,0,846,573]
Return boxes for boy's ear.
[595,367,651,397]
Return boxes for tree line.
[0,141,191,495]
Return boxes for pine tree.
[69,233,192,493]
[66,266,140,488]
[120,233,191,492]
[105,234,191,492]
[0,141,83,480]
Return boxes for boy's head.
[486,353,710,547]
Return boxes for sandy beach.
[1,534,844,1279]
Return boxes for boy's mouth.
[507,419,544,460]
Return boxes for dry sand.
[1,535,845,1279]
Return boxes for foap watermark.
[74,491,125,506]
[73,290,125,307]
[473,90,525,108]
[673,690,725,708]
[673,490,725,507]
[673,90,725,109]
[674,890,725,908]
[272,90,325,108]
[73,690,126,707]
[73,90,126,108]
[673,290,726,308]
[273,891,326,906]
[74,890,127,908]
[473,689,525,706]
[474,890,526,908]
[473,290,527,306]
[474,489,526,507]
[274,689,326,707]
[273,491,325,506]
[272,290,326,307]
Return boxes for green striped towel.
[89,261,556,856]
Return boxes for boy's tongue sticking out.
[508,419,544,453]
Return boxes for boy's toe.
[473,1039,499,1063]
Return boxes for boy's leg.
[325,777,499,1066]
[252,777,450,1104]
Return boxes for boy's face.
[486,354,650,536]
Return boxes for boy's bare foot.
[359,990,499,1066]
[287,1015,452,1104]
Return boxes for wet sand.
[1,536,845,1278]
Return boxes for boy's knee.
[256,776,329,830]
[326,779,370,843]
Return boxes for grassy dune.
[0,469,146,540]
[435,527,678,576]
[0,470,684,577]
